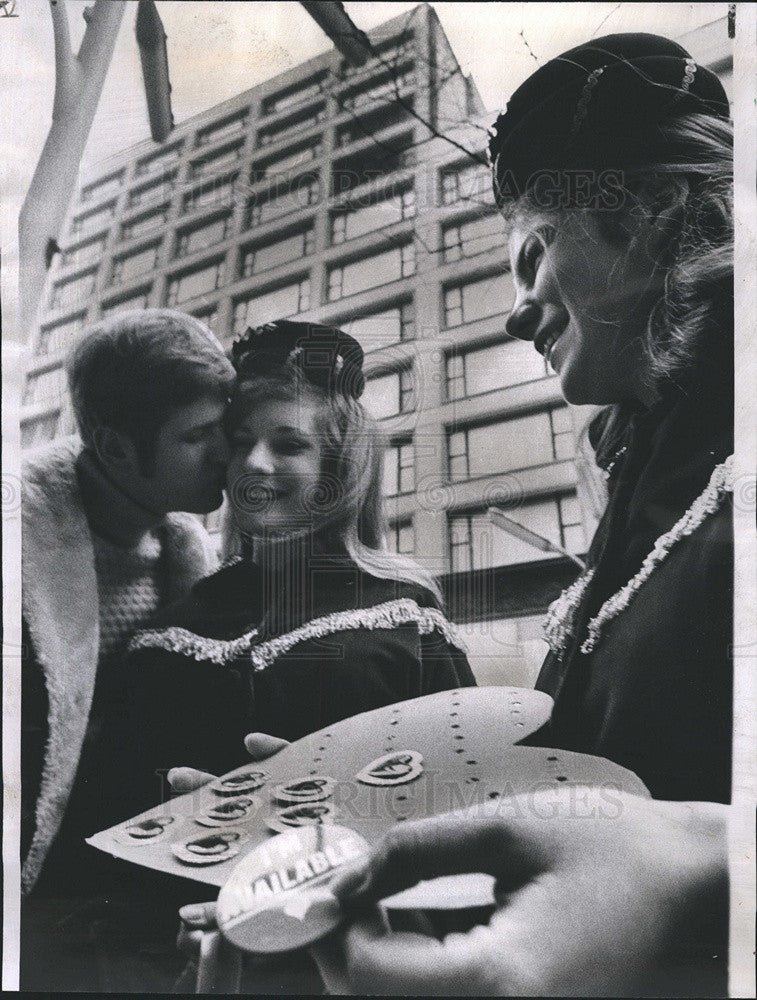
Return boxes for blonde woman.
[123,320,474,782]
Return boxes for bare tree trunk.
[18,0,126,338]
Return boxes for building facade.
[20,7,733,684]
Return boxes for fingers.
[313,910,497,997]
[167,767,216,794]
[179,900,217,929]
[176,901,217,963]
[331,811,542,904]
[243,732,289,760]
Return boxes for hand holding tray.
[88,687,649,952]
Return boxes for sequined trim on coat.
[247,598,467,671]
[129,599,467,669]
[128,625,260,665]
[543,455,734,659]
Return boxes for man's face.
[125,395,230,514]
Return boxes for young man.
[20,309,234,990]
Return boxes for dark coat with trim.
[530,371,733,804]
[118,555,476,805]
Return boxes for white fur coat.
[21,437,217,894]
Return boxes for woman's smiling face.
[506,208,663,406]
[226,395,324,537]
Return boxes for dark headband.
[231,320,366,399]
[489,32,730,206]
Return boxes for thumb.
[331,810,545,905]
[167,767,216,794]
[243,732,289,760]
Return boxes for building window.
[176,214,230,258]
[36,314,86,358]
[183,174,237,214]
[443,272,512,327]
[446,338,548,400]
[252,140,322,182]
[241,228,314,278]
[129,172,176,209]
[340,65,415,110]
[362,367,414,420]
[341,301,414,353]
[341,32,413,78]
[248,175,320,226]
[336,101,413,147]
[331,132,414,196]
[258,105,326,148]
[440,160,494,207]
[191,305,220,334]
[101,289,151,316]
[60,236,106,269]
[111,242,160,286]
[71,203,116,238]
[166,260,225,306]
[232,278,311,335]
[443,213,504,262]
[262,73,327,116]
[190,143,243,180]
[21,413,60,450]
[447,410,558,482]
[23,367,67,407]
[558,493,586,553]
[197,111,248,147]
[387,520,415,555]
[550,406,575,461]
[384,440,414,496]
[49,270,97,311]
[327,243,415,302]
[135,144,182,177]
[122,207,168,242]
[81,170,123,204]
[331,188,415,245]
[449,493,583,571]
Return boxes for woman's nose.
[245,441,276,475]
[506,300,542,341]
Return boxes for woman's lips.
[547,333,562,368]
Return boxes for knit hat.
[489,33,730,206]
[231,320,366,399]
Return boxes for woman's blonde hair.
[224,364,443,603]
[508,111,733,465]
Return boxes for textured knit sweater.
[92,530,165,660]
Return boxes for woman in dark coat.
[305,33,736,997]
[122,321,474,789]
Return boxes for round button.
[217,824,369,954]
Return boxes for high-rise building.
[19,7,732,683]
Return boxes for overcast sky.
[1,1,727,340]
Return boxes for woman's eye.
[524,237,545,274]
[522,226,555,281]
[277,439,309,455]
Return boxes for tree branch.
[50,0,77,119]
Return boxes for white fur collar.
[21,437,216,893]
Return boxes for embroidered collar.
[543,455,734,659]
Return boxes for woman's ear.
[628,176,688,262]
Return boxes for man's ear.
[91,425,140,475]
